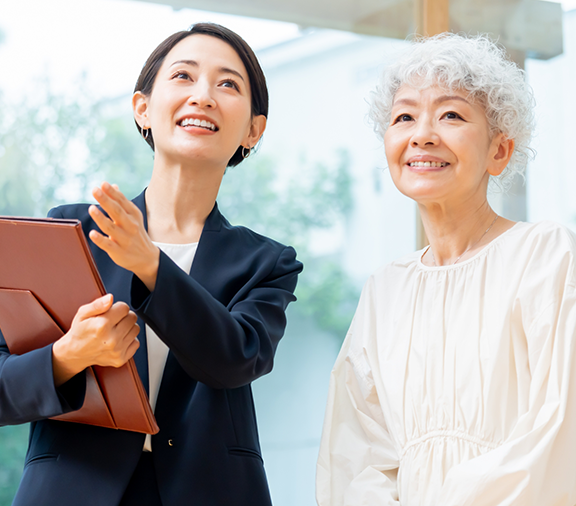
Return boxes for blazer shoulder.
[48,203,99,239]
[217,211,293,253]
[216,216,302,280]
[48,203,92,220]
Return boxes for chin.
[396,181,448,203]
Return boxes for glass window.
[525,8,576,230]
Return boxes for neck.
[419,198,500,266]
[145,156,226,244]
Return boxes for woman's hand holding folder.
[51,293,140,387]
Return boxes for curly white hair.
[369,33,536,191]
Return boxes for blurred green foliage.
[0,425,28,506]
[218,152,358,337]
[0,86,358,503]
[0,84,96,216]
[0,85,153,217]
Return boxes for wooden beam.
[415,0,450,36]
[413,0,450,249]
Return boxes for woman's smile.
[406,155,450,171]
[177,114,219,134]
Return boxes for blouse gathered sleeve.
[130,245,301,390]
[438,282,576,506]
[317,280,400,506]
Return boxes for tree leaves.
[219,150,358,339]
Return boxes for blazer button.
[168,439,174,446]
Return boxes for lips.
[406,155,450,168]
[408,161,448,168]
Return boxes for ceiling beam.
[415,0,450,36]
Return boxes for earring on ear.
[242,146,251,159]
[141,126,149,140]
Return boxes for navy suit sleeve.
[0,336,86,425]
[0,206,87,426]
[131,245,302,389]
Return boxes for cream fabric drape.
[317,221,576,506]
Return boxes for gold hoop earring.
[242,146,251,159]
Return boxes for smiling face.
[133,34,265,169]
[383,84,513,207]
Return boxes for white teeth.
[180,118,216,130]
[409,161,447,167]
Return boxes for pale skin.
[384,84,516,266]
[52,34,266,386]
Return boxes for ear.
[242,115,267,149]
[132,91,150,130]
[487,133,515,177]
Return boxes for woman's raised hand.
[52,294,140,387]
[88,182,159,291]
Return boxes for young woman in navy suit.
[0,23,302,506]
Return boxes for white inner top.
[143,241,198,452]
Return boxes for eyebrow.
[392,95,471,107]
[435,95,470,105]
[170,59,245,82]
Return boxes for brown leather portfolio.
[0,216,159,435]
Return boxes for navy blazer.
[0,190,302,506]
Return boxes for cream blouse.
[317,221,576,506]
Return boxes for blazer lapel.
[136,190,225,400]
[130,190,150,394]
[188,201,223,289]
[129,190,224,394]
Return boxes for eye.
[220,79,240,91]
[393,113,414,124]
[443,111,463,120]
[171,71,191,81]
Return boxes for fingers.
[88,228,122,258]
[76,294,114,321]
[78,299,132,327]
[88,183,146,260]
[88,205,118,238]
[62,297,141,371]
[92,184,125,221]
[91,183,140,227]
[104,301,132,326]
[119,335,141,366]
[101,182,136,215]
[113,309,139,338]
[104,315,140,368]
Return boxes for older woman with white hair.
[316,34,576,506]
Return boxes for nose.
[187,80,216,109]
[410,118,439,147]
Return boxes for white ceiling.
[137,0,563,59]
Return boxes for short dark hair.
[133,23,269,167]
